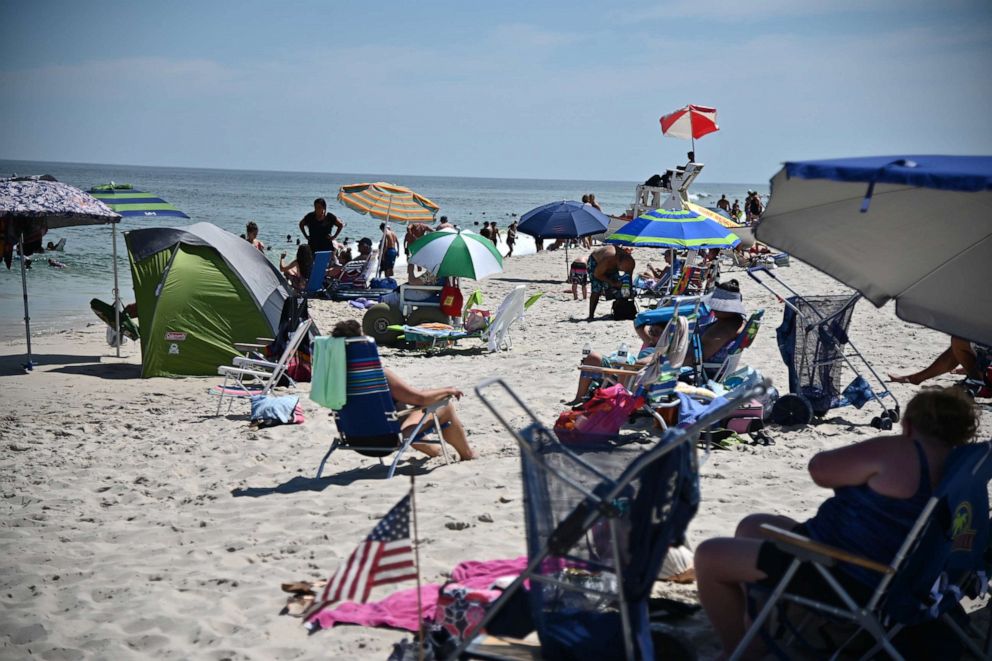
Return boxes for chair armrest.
[255,337,275,343]
[395,396,452,417]
[234,342,268,352]
[233,356,278,370]
[759,524,894,575]
[218,365,273,379]
[577,365,641,377]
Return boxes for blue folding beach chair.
[302,250,333,297]
[732,441,992,660]
[314,337,451,479]
[450,379,761,660]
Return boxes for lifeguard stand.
[631,162,704,218]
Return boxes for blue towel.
[250,395,300,424]
[310,336,347,409]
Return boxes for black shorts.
[755,524,873,607]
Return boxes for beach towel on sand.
[304,556,527,632]
[309,336,347,409]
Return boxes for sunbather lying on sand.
[889,335,990,386]
[694,387,979,657]
[332,320,477,460]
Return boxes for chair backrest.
[878,442,992,625]
[276,319,313,367]
[305,251,333,293]
[334,338,402,448]
[484,285,527,352]
[706,309,764,383]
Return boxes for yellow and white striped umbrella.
[337,181,440,223]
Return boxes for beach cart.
[747,266,900,429]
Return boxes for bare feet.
[888,373,923,385]
[459,450,479,461]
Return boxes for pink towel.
[305,556,527,632]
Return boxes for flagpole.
[411,475,425,661]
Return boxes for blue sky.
[1,0,990,183]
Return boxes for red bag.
[440,283,464,317]
[722,399,764,434]
[554,384,644,445]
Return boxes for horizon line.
[0,156,769,188]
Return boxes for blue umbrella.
[518,200,610,267]
[518,200,610,239]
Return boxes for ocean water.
[0,159,766,339]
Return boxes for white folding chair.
[213,319,312,414]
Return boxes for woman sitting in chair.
[693,387,979,656]
[279,245,314,291]
[332,320,477,460]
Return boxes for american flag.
[316,493,417,606]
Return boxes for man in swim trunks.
[379,223,399,277]
[587,245,636,320]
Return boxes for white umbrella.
[755,155,992,345]
[408,228,503,280]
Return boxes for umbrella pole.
[112,221,121,358]
[565,242,569,280]
[18,231,33,371]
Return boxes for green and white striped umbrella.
[408,228,503,279]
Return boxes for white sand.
[1,250,988,659]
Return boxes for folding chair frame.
[315,337,452,480]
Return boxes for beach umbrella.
[88,183,190,219]
[606,207,740,250]
[337,181,440,276]
[660,104,719,153]
[408,228,503,280]
[755,155,992,346]
[517,199,610,268]
[89,183,190,357]
[0,175,121,370]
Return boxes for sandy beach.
[2,249,989,660]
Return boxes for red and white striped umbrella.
[659,104,719,141]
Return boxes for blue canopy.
[89,184,190,219]
[783,155,992,193]
[606,207,740,250]
[517,200,610,238]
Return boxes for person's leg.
[435,401,475,460]
[736,513,801,539]
[695,537,765,656]
[572,282,578,300]
[951,336,981,379]
[588,292,601,320]
[889,345,959,384]
[571,352,603,403]
[582,283,587,300]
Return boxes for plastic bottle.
[617,342,629,364]
[582,342,592,358]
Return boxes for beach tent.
[125,222,291,377]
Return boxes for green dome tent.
[125,222,291,378]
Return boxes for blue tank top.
[804,440,932,588]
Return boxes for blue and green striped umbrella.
[89,183,189,219]
[606,207,740,249]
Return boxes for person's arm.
[808,438,887,489]
[699,319,740,361]
[385,368,463,407]
[299,216,309,239]
[278,254,297,274]
[329,215,344,241]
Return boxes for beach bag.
[554,383,644,445]
[435,582,502,643]
[464,309,490,332]
[440,284,463,317]
[722,399,764,434]
[612,297,637,321]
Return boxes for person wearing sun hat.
[692,279,747,368]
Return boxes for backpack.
[612,297,637,320]
[440,283,463,317]
[554,383,644,445]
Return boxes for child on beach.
[569,255,588,300]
